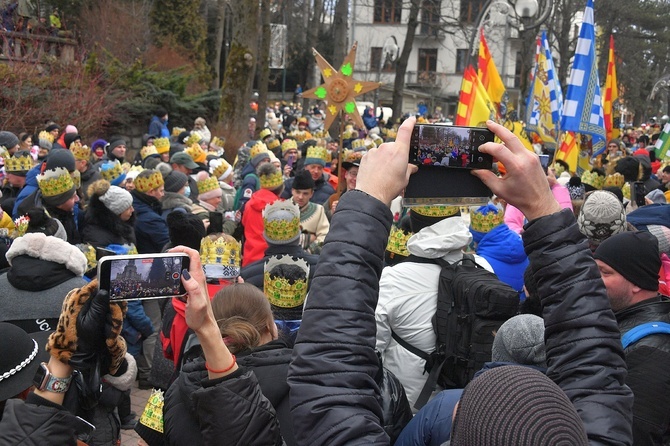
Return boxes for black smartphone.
[409,124,494,170]
[539,155,550,174]
[97,253,190,301]
[633,181,646,207]
[208,211,224,234]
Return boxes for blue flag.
[560,0,606,157]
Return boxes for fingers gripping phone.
[98,253,190,301]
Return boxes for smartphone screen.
[539,155,549,174]
[409,124,494,170]
[633,181,646,207]
[98,254,190,301]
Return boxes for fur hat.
[492,314,546,367]
[577,190,627,247]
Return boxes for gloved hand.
[48,279,128,374]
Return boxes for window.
[370,47,397,72]
[418,48,438,73]
[460,0,485,24]
[455,49,468,73]
[374,0,402,23]
[420,0,441,36]
[514,51,522,88]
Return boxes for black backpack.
[391,254,520,409]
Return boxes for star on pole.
[303,42,381,131]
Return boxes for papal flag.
[456,65,496,127]
[560,0,606,158]
[525,31,563,150]
[603,35,620,140]
[478,29,507,117]
[654,123,670,160]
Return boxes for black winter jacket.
[615,296,670,445]
[82,195,136,248]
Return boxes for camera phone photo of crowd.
[109,258,181,300]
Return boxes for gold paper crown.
[211,136,225,148]
[140,145,159,160]
[184,132,203,147]
[210,158,232,180]
[313,129,328,139]
[266,138,280,151]
[604,172,625,189]
[263,200,301,242]
[581,171,605,190]
[128,165,144,175]
[139,389,165,434]
[13,215,30,238]
[76,243,97,271]
[263,255,310,308]
[37,167,74,197]
[71,142,91,161]
[342,149,364,166]
[100,160,124,182]
[260,170,284,190]
[552,162,566,177]
[305,145,328,161]
[288,129,308,142]
[196,175,219,195]
[351,139,366,150]
[412,205,460,218]
[5,153,33,173]
[386,226,412,257]
[281,139,298,155]
[134,170,164,193]
[172,127,186,137]
[38,130,55,143]
[154,137,170,154]
[250,141,270,160]
[185,143,206,164]
[199,234,241,277]
[470,207,505,233]
[342,125,357,139]
[259,128,272,139]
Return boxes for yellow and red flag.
[603,35,620,140]
[478,30,506,111]
[555,131,578,173]
[456,65,496,127]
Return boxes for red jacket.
[241,189,281,267]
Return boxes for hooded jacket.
[241,189,281,267]
[473,223,529,293]
[375,216,492,409]
[132,191,170,254]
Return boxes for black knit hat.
[293,169,315,190]
[163,171,188,193]
[166,210,206,250]
[594,231,660,291]
[451,366,588,446]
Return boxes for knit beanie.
[647,225,670,255]
[164,171,188,193]
[64,124,78,134]
[594,231,660,291]
[45,148,76,172]
[568,176,586,200]
[45,124,60,133]
[451,366,588,446]
[577,190,627,247]
[0,131,19,149]
[293,169,315,190]
[166,211,206,250]
[491,315,546,367]
[94,181,133,216]
[646,189,667,204]
[107,139,126,158]
[64,133,81,150]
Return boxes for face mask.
[183,185,191,198]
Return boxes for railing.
[0,30,77,64]
[406,71,447,88]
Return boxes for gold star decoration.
[303,42,381,131]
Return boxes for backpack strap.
[621,321,670,349]
[391,330,431,362]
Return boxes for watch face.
[32,362,48,389]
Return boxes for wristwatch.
[33,362,72,393]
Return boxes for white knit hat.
[99,185,133,216]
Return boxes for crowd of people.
[0,103,667,446]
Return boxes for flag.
[603,35,620,140]
[560,0,606,158]
[654,123,670,160]
[555,131,578,173]
[456,65,496,127]
[525,31,563,150]
[503,120,534,152]
[478,29,507,117]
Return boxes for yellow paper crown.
[37,167,74,197]
[196,175,219,195]
[172,127,186,137]
[250,141,270,160]
[134,170,164,193]
[281,139,298,155]
[305,145,328,161]
[581,171,604,190]
[386,226,412,257]
[266,138,280,151]
[71,142,91,161]
[260,169,284,190]
[38,130,55,143]
[263,200,301,243]
[342,149,365,166]
[622,182,631,200]
[200,234,241,278]
[184,132,203,147]
[154,137,170,154]
[140,145,159,160]
[139,389,164,434]
[210,158,232,180]
[351,139,366,150]
[342,125,357,139]
[263,255,310,308]
[185,143,207,164]
[210,136,225,148]
[76,243,97,271]
[313,129,328,139]
[412,205,460,218]
[13,215,30,238]
[5,153,33,173]
[470,206,505,233]
[100,160,124,182]
[604,172,625,189]
[259,128,272,140]
[289,129,309,142]
[371,135,384,148]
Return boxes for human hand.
[331,200,338,214]
[355,116,418,206]
[472,121,561,221]
[283,164,292,177]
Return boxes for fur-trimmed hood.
[6,233,87,276]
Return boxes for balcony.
[406,71,447,89]
[0,30,77,65]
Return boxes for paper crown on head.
[342,125,357,139]
[38,130,55,143]
[259,128,272,140]
[172,127,186,137]
[260,169,284,190]
[386,226,411,257]
[209,158,233,180]
[581,171,605,190]
[140,145,159,160]
[266,138,280,151]
[70,141,91,161]
[200,234,241,279]
[263,255,310,309]
[304,146,328,166]
[351,139,366,150]
[412,205,460,218]
[99,159,126,186]
[604,172,625,189]
[185,143,207,164]
[5,152,33,173]
[250,141,270,159]
[382,128,397,139]
[196,174,219,195]
[342,149,365,169]
[134,170,164,193]
[288,129,308,142]
[281,139,298,155]
[370,135,384,148]
[263,200,301,244]
[312,129,328,139]
[210,136,226,148]
[470,204,505,233]
[622,182,631,200]
[37,167,75,197]
[184,132,203,147]
[76,243,97,272]
[154,137,170,154]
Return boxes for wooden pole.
[337,113,346,194]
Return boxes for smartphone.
[97,253,190,301]
[539,154,549,174]
[633,181,646,207]
[409,124,494,170]
[287,157,294,168]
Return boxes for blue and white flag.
[560,0,606,157]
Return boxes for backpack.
[391,254,520,410]
[621,321,670,349]
[233,173,260,210]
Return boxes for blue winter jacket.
[122,301,154,356]
[12,164,41,219]
[148,115,169,138]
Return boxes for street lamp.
[374,35,399,114]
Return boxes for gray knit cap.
[577,190,626,246]
[0,131,19,150]
[99,185,133,215]
[492,314,546,367]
